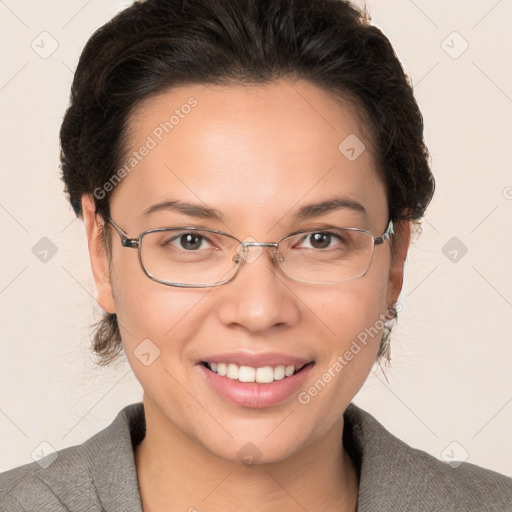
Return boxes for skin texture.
[82,78,410,512]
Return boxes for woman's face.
[84,79,408,463]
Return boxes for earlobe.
[386,219,411,308]
[81,195,116,314]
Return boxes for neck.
[134,395,359,512]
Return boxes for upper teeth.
[208,362,298,383]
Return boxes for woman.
[1,0,510,510]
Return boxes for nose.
[215,245,301,333]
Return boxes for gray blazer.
[1,402,511,511]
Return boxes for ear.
[386,219,411,308]
[81,195,116,314]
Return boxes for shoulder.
[0,403,145,512]
[344,403,512,512]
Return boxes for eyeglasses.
[105,217,394,288]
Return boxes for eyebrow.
[143,196,366,221]
[292,196,367,220]
[143,200,224,220]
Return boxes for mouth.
[198,359,315,408]
[201,360,314,384]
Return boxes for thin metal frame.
[105,216,394,288]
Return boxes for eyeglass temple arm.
[374,219,394,245]
[104,217,140,248]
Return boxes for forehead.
[128,79,372,153]
[112,79,387,232]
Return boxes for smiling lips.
[204,361,306,383]
[200,351,312,383]
[198,352,315,408]
[197,354,315,408]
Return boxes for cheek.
[112,269,211,417]
[109,251,207,358]
[319,254,390,350]
[298,256,391,413]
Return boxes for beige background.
[1,0,511,476]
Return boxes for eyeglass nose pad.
[232,249,283,266]
[234,238,265,264]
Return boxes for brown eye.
[160,232,212,251]
[178,233,204,251]
[309,232,332,249]
[297,231,344,250]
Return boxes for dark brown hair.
[60,0,435,366]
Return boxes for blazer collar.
[79,402,453,511]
